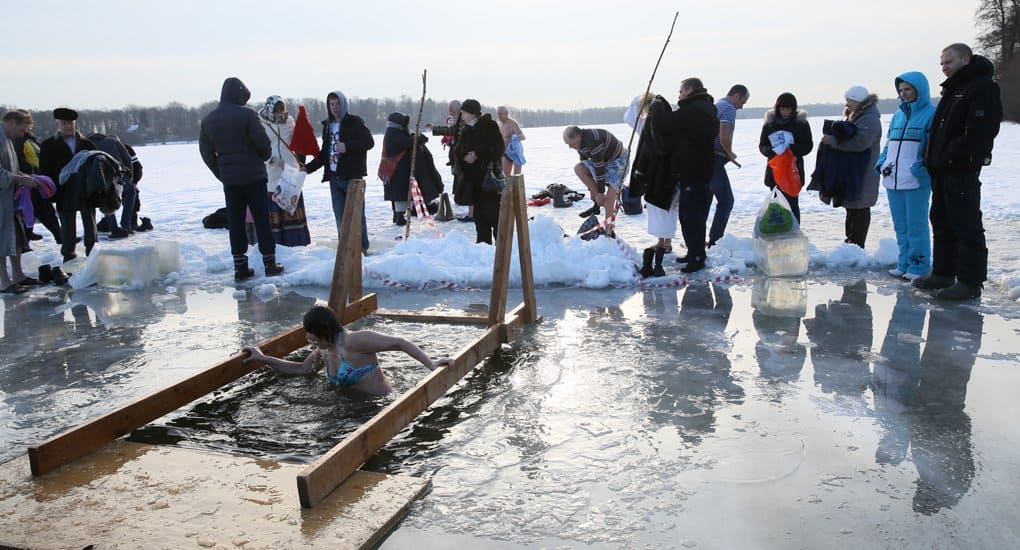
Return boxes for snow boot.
[639,247,656,278]
[652,247,666,277]
[936,281,982,301]
[553,185,572,208]
[233,255,255,281]
[50,266,71,286]
[680,256,705,273]
[394,211,407,226]
[38,265,52,284]
[138,217,154,232]
[911,273,954,291]
[263,254,285,277]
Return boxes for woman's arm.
[242,345,318,375]
[344,330,452,371]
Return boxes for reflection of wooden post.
[328,179,366,318]
[487,184,515,326]
[510,175,538,323]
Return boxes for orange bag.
[767,149,803,197]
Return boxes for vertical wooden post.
[328,179,366,318]
[510,175,538,323]
[487,184,516,326]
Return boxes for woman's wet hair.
[303,305,344,344]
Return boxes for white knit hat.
[844,85,869,102]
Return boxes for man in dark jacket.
[914,43,1003,300]
[39,107,96,262]
[199,77,282,280]
[304,90,374,253]
[88,132,134,239]
[654,78,719,273]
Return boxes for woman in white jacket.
[257,96,310,247]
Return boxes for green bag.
[757,202,795,235]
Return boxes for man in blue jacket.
[914,43,1002,300]
[200,77,283,281]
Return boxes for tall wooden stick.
[623,12,679,181]
[404,69,428,240]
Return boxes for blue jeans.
[329,176,369,251]
[707,156,733,245]
[103,180,136,230]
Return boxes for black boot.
[50,266,71,286]
[263,254,285,277]
[234,254,255,281]
[652,247,666,277]
[38,265,53,284]
[395,211,407,226]
[639,247,656,278]
[579,202,600,218]
[553,185,572,208]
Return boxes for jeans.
[58,208,97,258]
[103,180,137,230]
[329,176,369,251]
[223,182,275,257]
[707,156,733,245]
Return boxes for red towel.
[290,105,320,156]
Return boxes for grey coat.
[0,131,18,256]
[831,96,882,209]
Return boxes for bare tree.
[976,0,1020,67]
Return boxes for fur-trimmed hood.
[764,109,808,124]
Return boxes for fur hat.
[53,107,78,121]
[844,85,869,102]
[461,99,482,115]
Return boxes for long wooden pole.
[622,12,679,182]
[404,69,428,240]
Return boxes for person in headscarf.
[258,95,310,247]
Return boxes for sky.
[6,0,980,112]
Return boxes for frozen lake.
[2,120,1019,548]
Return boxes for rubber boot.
[652,247,666,277]
[553,185,572,208]
[263,254,285,277]
[38,264,53,284]
[395,211,407,226]
[234,254,255,281]
[639,247,656,278]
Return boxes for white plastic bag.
[754,188,800,238]
[272,165,306,215]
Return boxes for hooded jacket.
[759,109,814,191]
[304,90,375,181]
[199,77,272,186]
[877,72,936,191]
[925,55,1003,176]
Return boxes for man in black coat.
[39,107,96,262]
[914,43,1003,300]
[653,78,719,273]
[199,77,282,280]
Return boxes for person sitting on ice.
[562,125,627,223]
[242,305,454,396]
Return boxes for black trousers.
[223,182,275,257]
[473,195,501,245]
[676,180,710,262]
[31,188,62,242]
[845,207,871,248]
[930,172,987,284]
[58,208,96,258]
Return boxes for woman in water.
[243,305,453,396]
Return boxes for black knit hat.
[53,107,79,121]
[774,93,798,111]
[461,99,482,115]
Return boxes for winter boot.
[395,211,407,226]
[936,281,982,301]
[38,265,53,284]
[233,254,255,281]
[680,256,705,273]
[652,247,666,277]
[138,217,154,232]
[553,185,572,208]
[50,266,71,286]
[911,273,954,291]
[263,254,285,277]
[639,247,656,278]
[579,202,600,218]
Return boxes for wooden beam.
[373,309,489,325]
[296,319,515,508]
[27,293,379,477]
[328,179,366,316]
[510,176,538,324]
[487,185,516,326]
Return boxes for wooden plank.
[27,293,378,477]
[373,308,489,325]
[487,185,516,326]
[349,180,364,302]
[341,293,378,324]
[297,322,507,508]
[328,179,366,316]
[511,175,539,323]
[4,441,430,549]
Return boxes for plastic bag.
[272,165,306,216]
[767,149,803,197]
[755,188,800,237]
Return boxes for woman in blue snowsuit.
[875,72,935,280]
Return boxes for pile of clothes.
[528,183,586,208]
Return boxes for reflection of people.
[804,280,873,396]
[242,305,453,396]
[753,311,805,384]
[871,288,925,465]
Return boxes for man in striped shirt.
[563,126,627,221]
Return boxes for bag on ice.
[272,164,306,216]
[755,188,799,237]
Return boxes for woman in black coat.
[381,112,414,225]
[758,93,814,222]
[453,99,505,244]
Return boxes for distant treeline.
[1,96,950,147]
